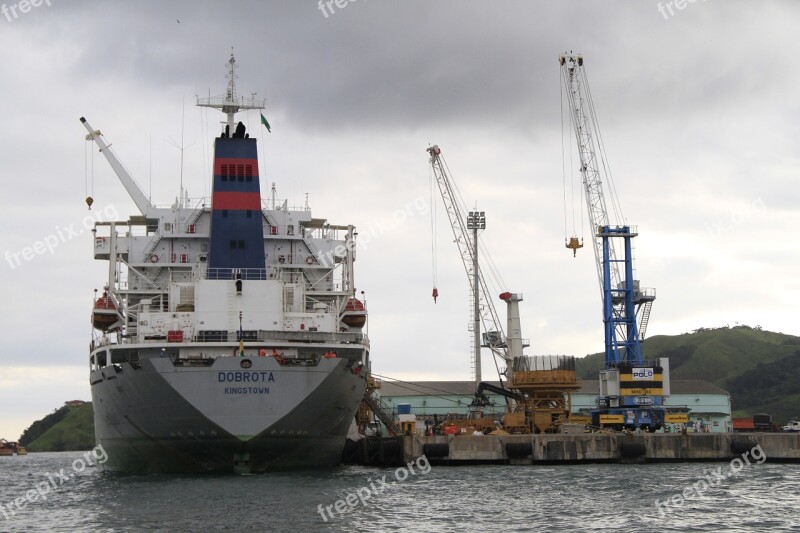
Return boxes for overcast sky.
[1,0,799,440]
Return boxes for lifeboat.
[340,297,367,329]
[92,290,121,331]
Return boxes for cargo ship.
[82,54,369,473]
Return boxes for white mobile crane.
[428,146,583,433]
[560,52,668,431]
[426,146,524,398]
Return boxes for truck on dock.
[733,414,775,432]
[782,420,800,432]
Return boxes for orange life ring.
[149,254,159,263]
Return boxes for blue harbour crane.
[560,52,668,431]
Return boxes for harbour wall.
[342,433,800,466]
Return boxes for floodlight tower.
[467,210,486,388]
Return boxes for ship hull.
[90,349,367,473]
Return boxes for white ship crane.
[80,117,154,216]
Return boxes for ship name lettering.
[218,371,275,383]
[223,387,270,394]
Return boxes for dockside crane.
[428,146,581,433]
[426,146,515,394]
[560,52,668,430]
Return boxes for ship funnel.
[207,123,265,278]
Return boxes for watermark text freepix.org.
[654,443,766,518]
[317,0,364,18]
[657,0,709,20]
[4,204,118,270]
[2,0,51,22]
[315,196,428,266]
[1,445,108,520]
[317,454,431,522]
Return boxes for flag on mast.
[260,113,271,132]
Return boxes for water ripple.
[1,453,799,532]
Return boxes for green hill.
[22,403,95,452]
[575,325,800,423]
[724,351,800,423]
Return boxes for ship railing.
[148,196,209,210]
[90,333,116,351]
[304,269,340,291]
[302,225,344,241]
[117,224,151,237]
[278,270,337,291]
[205,268,268,280]
[191,330,258,343]
[261,198,310,213]
[197,94,266,109]
[120,265,169,292]
[118,278,170,293]
[304,296,333,313]
[279,270,304,284]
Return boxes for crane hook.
[566,236,583,257]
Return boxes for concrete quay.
[342,433,800,466]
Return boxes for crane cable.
[560,66,581,242]
[440,152,509,384]
[431,151,508,376]
[84,138,89,200]
[84,137,95,209]
[583,66,624,225]
[440,153,508,296]
[561,70,568,242]
[429,162,438,302]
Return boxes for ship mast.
[196,52,266,131]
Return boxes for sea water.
[1,451,799,532]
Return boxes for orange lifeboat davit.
[340,297,367,329]
[92,290,121,331]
